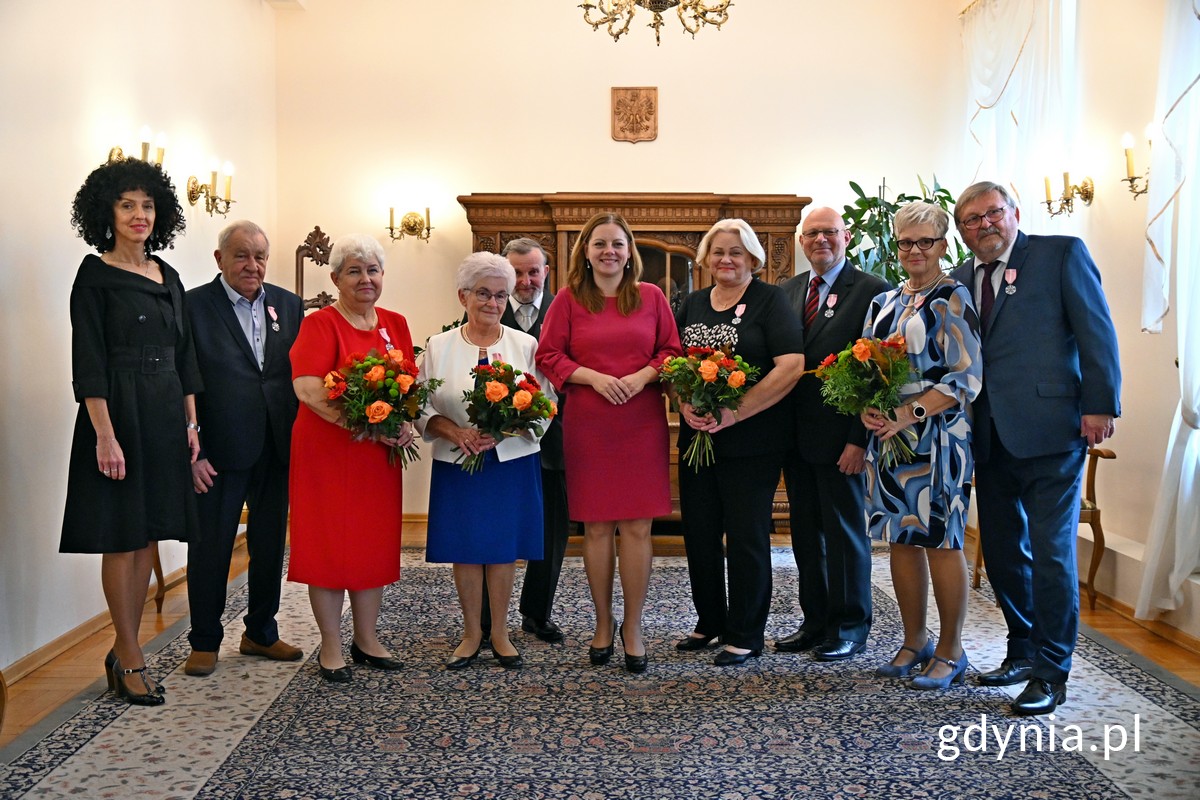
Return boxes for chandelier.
[580,1,732,46]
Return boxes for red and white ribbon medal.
[824,293,839,318]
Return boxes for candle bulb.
[140,125,152,161]
[222,162,234,202]
[1121,132,1136,178]
[153,132,166,167]
[425,207,430,230]
[1063,171,1071,198]
[389,207,395,229]
[1044,177,1053,203]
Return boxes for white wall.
[0,0,278,671]
[0,0,1187,672]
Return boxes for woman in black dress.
[62,157,202,706]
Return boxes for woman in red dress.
[289,234,414,682]
[537,213,681,673]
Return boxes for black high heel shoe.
[105,650,166,695]
[620,624,648,674]
[493,648,524,670]
[350,641,403,671]
[446,643,482,671]
[674,633,720,652]
[588,631,616,666]
[110,655,166,706]
[317,648,352,683]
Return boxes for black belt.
[110,345,176,374]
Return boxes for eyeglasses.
[896,237,943,252]
[957,207,1009,230]
[800,228,845,240]
[472,288,510,304]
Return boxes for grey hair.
[954,181,1017,223]
[330,234,386,276]
[500,237,548,264]
[894,202,951,238]
[217,220,269,253]
[695,218,766,275]
[456,251,516,293]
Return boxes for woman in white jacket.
[418,252,553,671]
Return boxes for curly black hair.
[70,158,186,253]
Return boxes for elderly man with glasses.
[777,206,890,661]
[950,181,1121,715]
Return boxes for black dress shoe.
[445,645,482,671]
[1012,678,1067,716]
[812,639,866,661]
[494,650,524,670]
[350,641,403,670]
[714,648,761,666]
[977,658,1034,687]
[675,633,720,652]
[522,616,565,644]
[774,630,823,653]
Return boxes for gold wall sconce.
[107,126,167,166]
[1120,127,1152,198]
[387,207,433,243]
[187,160,235,217]
[1043,172,1094,218]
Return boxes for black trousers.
[187,436,288,651]
[679,451,784,651]
[783,457,873,643]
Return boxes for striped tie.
[804,276,822,329]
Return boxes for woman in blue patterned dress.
[860,202,982,690]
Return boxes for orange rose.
[727,370,746,389]
[323,370,343,390]
[485,381,509,403]
[548,401,558,418]
[386,349,406,363]
[851,340,873,362]
[395,374,415,393]
[365,365,386,383]
[512,389,532,411]
[698,360,719,382]
[366,401,392,423]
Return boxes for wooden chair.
[971,447,1116,610]
[294,225,335,311]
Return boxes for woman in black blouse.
[674,219,805,666]
[62,157,201,706]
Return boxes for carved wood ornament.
[612,87,658,143]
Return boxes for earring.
[105,226,112,240]
[585,260,592,270]
[624,262,631,271]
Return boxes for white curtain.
[960,0,1077,211]
[1135,0,1200,617]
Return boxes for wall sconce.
[1043,172,1094,218]
[187,160,235,217]
[387,207,433,243]
[1120,127,1152,198]
[107,126,167,166]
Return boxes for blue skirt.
[426,451,544,564]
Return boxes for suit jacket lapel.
[261,286,288,370]
[208,277,261,369]
[987,231,1028,334]
[805,267,853,342]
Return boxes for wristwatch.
[909,401,927,420]
[186,421,201,433]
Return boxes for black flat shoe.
[1012,678,1067,716]
[812,638,866,662]
[494,650,524,670]
[620,624,648,673]
[675,633,720,652]
[588,636,616,666]
[774,629,823,653]
[446,644,482,671]
[977,657,1033,687]
[350,641,403,670]
[521,616,565,644]
[714,648,761,667]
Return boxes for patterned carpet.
[2,549,1198,799]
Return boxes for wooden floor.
[2,526,1198,751]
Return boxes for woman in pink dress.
[290,234,414,682]
[537,212,681,673]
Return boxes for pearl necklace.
[898,271,947,310]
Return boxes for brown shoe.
[184,650,218,676]
[239,634,303,661]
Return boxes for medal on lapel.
[824,293,838,318]
[267,305,280,332]
[1004,268,1017,295]
[731,303,746,325]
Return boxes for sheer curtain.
[1135,0,1200,618]
[960,0,1077,208]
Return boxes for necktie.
[803,276,822,329]
[517,303,536,332]
[979,260,1001,332]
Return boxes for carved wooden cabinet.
[457,192,811,532]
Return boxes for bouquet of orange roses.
[659,345,761,470]
[810,334,916,467]
[457,360,557,474]
[324,349,442,467]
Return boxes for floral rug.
[2,549,1197,799]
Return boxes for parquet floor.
[2,525,1197,751]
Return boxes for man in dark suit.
[777,207,890,661]
[951,181,1120,715]
[479,237,570,643]
[183,221,304,676]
